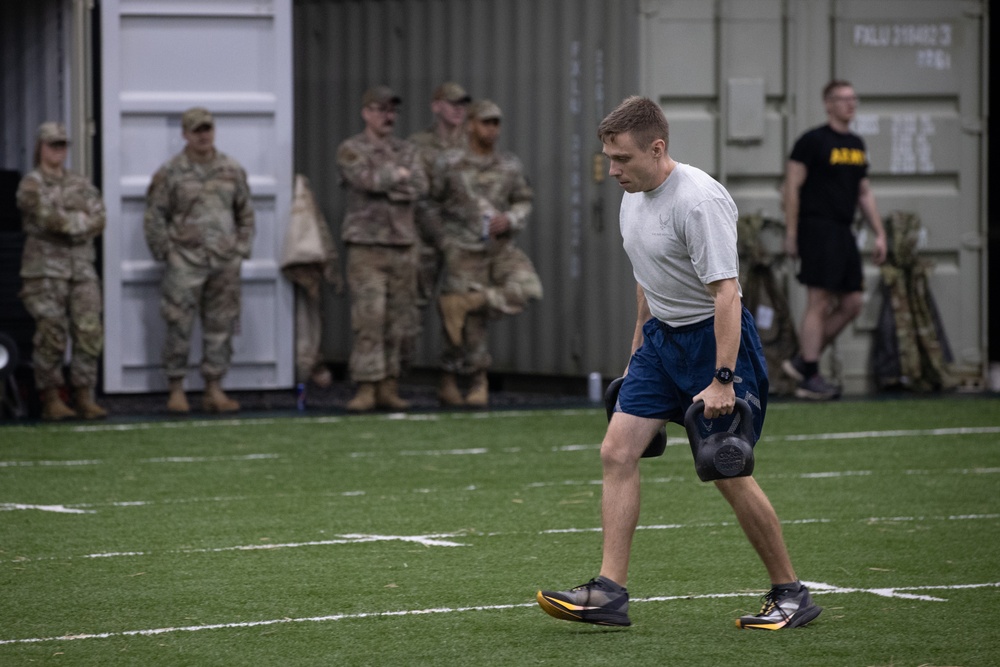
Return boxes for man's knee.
[840,291,863,319]
[600,417,650,468]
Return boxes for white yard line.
[1,580,997,646]
[0,503,94,514]
[0,454,279,468]
[6,513,995,563]
[2,408,989,439]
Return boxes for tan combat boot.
[438,372,464,407]
[74,386,108,420]
[438,292,488,346]
[465,370,489,407]
[41,388,76,421]
[166,379,190,413]
[376,378,410,410]
[202,379,240,413]
[345,382,377,412]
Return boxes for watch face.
[716,367,733,383]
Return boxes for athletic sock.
[772,581,802,595]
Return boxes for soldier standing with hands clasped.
[337,86,428,412]
[144,107,254,414]
[17,122,108,420]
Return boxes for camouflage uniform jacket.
[409,126,466,174]
[430,148,533,250]
[144,149,255,266]
[409,127,465,245]
[336,132,428,246]
[16,168,105,280]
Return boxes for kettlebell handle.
[684,397,755,445]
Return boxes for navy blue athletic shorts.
[616,306,769,444]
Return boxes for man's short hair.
[823,79,853,99]
[597,96,669,151]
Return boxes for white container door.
[100,0,294,392]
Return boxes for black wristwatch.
[714,366,734,384]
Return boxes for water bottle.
[481,213,492,243]
[588,372,603,403]
[295,383,307,411]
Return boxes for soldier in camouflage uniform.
[431,100,543,407]
[337,86,429,412]
[16,122,108,420]
[408,82,472,307]
[144,107,254,414]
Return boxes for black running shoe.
[795,373,840,400]
[736,584,822,630]
[536,576,631,626]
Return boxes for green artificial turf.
[1,396,998,666]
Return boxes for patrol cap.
[433,82,471,104]
[182,107,214,132]
[37,122,68,144]
[468,99,503,121]
[362,85,402,107]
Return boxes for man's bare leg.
[598,413,667,587]
[714,475,796,584]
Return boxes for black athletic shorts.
[796,216,863,293]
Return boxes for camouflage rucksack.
[737,213,799,396]
[872,211,954,391]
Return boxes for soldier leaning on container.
[16,122,109,421]
[430,100,543,407]
[408,81,473,307]
[336,86,429,412]
[144,107,254,414]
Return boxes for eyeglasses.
[192,124,214,133]
[46,141,69,149]
[368,104,399,114]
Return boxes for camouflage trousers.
[416,239,444,307]
[160,253,241,381]
[20,276,104,390]
[346,243,419,383]
[440,240,543,374]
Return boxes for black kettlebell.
[684,398,755,482]
[603,376,666,458]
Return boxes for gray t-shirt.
[619,162,741,327]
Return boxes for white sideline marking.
[0,503,94,514]
[543,517,833,535]
[69,533,468,561]
[43,409,587,435]
[0,454,278,468]
[801,470,871,478]
[399,448,489,456]
[12,411,988,440]
[1,581,996,646]
[767,425,1000,442]
[0,459,102,468]
[6,466,994,515]
[6,514,996,564]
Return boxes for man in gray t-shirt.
[620,161,740,327]
[536,96,821,632]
